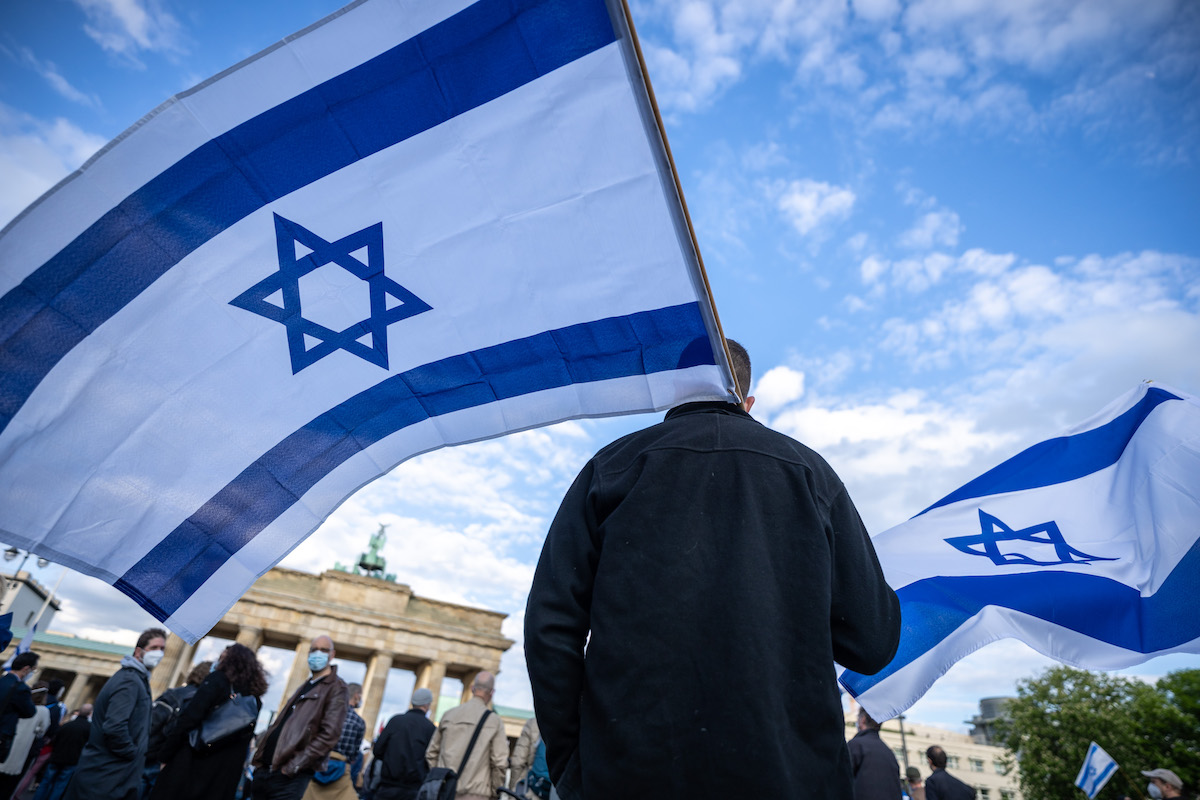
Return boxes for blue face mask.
[308,651,329,672]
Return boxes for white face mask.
[1148,783,1163,799]
[142,650,164,670]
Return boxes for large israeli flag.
[841,383,1200,719]
[0,0,734,642]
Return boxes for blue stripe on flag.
[840,533,1200,698]
[916,387,1180,517]
[114,302,714,621]
[0,0,616,435]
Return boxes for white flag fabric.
[0,0,733,642]
[2,623,36,669]
[1074,742,1118,799]
[841,383,1200,719]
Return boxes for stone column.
[151,633,197,696]
[63,672,91,713]
[360,652,393,738]
[235,626,264,652]
[459,669,481,705]
[278,640,312,713]
[414,660,446,716]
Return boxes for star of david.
[945,509,1118,567]
[231,214,431,374]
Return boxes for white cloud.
[74,0,183,64]
[2,45,101,109]
[0,105,106,229]
[753,365,806,413]
[899,210,962,250]
[775,178,856,236]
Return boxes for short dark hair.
[136,627,168,650]
[926,746,948,770]
[857,708,881,729]
[726,339,751,400]
[347,683,362,695]
[48,678,65,696]
[11,652,38,671]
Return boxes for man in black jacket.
[63,627,166,800]
[849,708,901,800]
[0,652,39,762]
[525,340,901,799]
[33,703,91,800]
[924,746,976,800]
[369,688,435,800]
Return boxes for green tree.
[996,667,1200,800]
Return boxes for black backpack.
[146,685,195,762]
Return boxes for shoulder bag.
[415,710,492,800]
[189,689,258,752]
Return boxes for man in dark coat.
[370,688,435,800]
[63,627,166,800]
[33,703,91,800]
[848,708,901,800]
[525,340,902,799]
[0,651,39,762]
[924,746,976,800]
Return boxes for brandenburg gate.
[149,529,514,736]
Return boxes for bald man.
[252,635,348,800]
[425,672,507,800]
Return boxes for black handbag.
[189,690,258,752]
[415,710,491,800]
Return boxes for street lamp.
[0,547,52,606]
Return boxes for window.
[970,758,985,772]
[994,760,1008,775]
[947,755,960,769]
[1001,791,1014,800]
[893,748,906,761]
[979,789,990,800]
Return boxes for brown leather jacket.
[252,666,348,774]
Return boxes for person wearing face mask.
[1137,768,1192,800]
[301,683,365,800]
[251,635,348,800]
[62,627,167,800]
[0,651,40,764]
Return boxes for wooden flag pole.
[616,0,742,405]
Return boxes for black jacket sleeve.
[524,460,603,787]
[827,485,902,675]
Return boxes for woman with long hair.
[149,644,268,800]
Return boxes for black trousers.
[250,768,312,800]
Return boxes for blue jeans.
[33,764,76,800]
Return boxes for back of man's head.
[11,651,38,672]
[472,671,495,699]
[926,746,948,770]
[857,708,881,730]
[48,678,65,697]
[726,339,751,401]
[79,703,93,719]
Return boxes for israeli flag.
[841,383,1200,719]
[1074,742,1118,799]
[3,623,36,670]
[0,0,733,642]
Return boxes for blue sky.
[1,0,1198,734]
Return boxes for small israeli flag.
[1074,742,1118,799]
